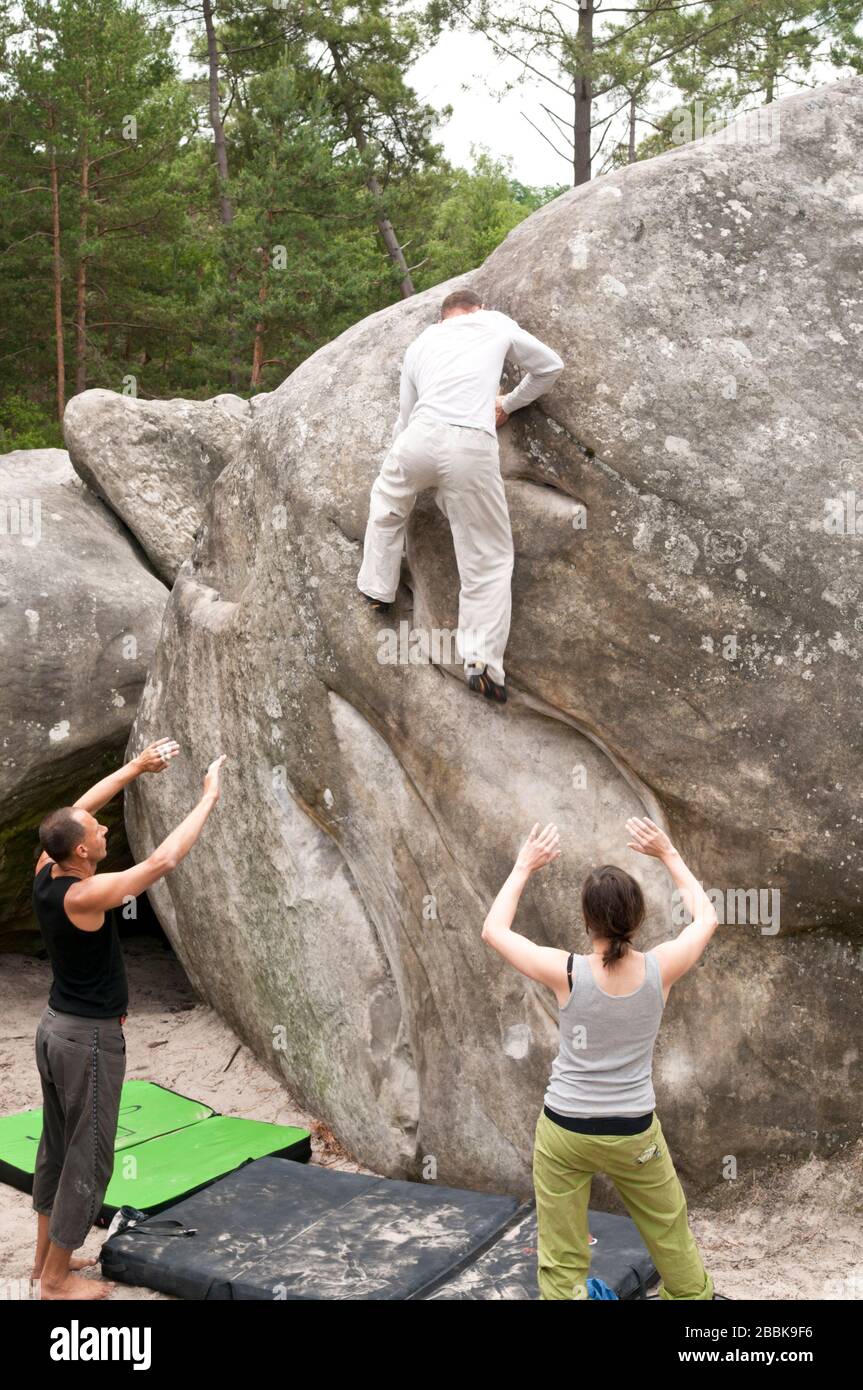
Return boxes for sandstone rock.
[64,390,263,584]
[128,78,862,1192]
[0,450,167,939]
[467,76,863,930]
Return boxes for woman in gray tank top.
[482,816,720,1301]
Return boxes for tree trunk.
[573,0,594,186]
[628,93,637,162]
[201,0,238,387]
[250,232,269,388]
[327,41,415,298]
[764,19,778,106]
[202,0,233,226]
[48,110,65,422]
[75,87,90,395]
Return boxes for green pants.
[532,1109,714,1301]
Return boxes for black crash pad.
[100,1156,522,1300]
[425,1204,657,1299]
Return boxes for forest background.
[1,0,860,448]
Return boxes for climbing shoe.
[360,591,393,614]
[467,664,507,704]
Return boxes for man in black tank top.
[29,739,227,1300]
[33,865,129,1018]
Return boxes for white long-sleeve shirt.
[392,308,564,441]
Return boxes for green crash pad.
[103,1114,311,1218]
[0,1080,213,1186]
[0,1080,311,1220]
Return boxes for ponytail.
[581,866,645,968]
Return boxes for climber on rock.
[481,816,720,1301]
[29,740,226,1300]
[357,287,564,704]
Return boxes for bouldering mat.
[101,1114,311,1219]
[0,1081,311,1221]
[0,1080,214,1194]
[100,1156,522,1299]
[424,1203,657,1299]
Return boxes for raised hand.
[203,754,227,802]
[515,822,561,875]
[626,816,674,860]
[136,738,180,774]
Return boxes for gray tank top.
[544,951,665,1118]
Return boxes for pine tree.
[0,0,194,412]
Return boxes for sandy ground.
[0,936,373,1301]
[1,936,860,1301]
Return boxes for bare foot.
[32,1253,98,1280]
[40,1272,115,1300]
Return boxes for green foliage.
[417,148,563,287]
[8,0,853,423]
[0,0,560,415]
[0,394,63,450]
[0,0,197,403]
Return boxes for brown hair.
[440,288,482,318]
[581,865,645,968]
[38,808,86,862]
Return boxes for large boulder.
[64,390,264,584]
[127,77,862,1193]
[0,450,167,942]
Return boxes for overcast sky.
[162,3,861,191]
[408,27,577,188]
[406,15,861,190]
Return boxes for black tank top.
[32,863,128,1017]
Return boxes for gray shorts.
[32,1005,126,1251]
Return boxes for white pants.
[357,419,514,685]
